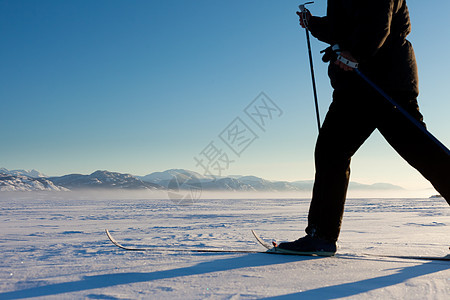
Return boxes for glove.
[296,9,311,29]
[321,45,359,71]
[320,45,338,63]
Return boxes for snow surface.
[0,191,449,299]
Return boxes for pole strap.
[331,44,359,69]
[337,54,359,69]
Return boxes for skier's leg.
[306,89,376,242]
[377,92,450,203]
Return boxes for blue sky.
[1,0,449,189]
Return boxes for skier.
[277,0,450,255]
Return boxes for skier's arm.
[347,0,397,62]
[296,10,334,45]
[308,16,335,44]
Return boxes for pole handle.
[299,1,314,12]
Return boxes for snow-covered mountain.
[139,169,404,192]
[290,180,405,191]
[291,180,315,190]
[201,178,256,191]
[139,170,278,191]
[0,168,47,178]
[237,176,301,192]
[139,170,305,192]
[0,173,68,192]
[49,170,162,190]
[349,182,405,190]
[138,169,213,187]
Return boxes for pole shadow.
[262,260,450,299]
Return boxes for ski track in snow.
[0,193,449,299]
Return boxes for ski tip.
[105,229,115,242]
[251,230,273,250]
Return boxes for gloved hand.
[321,45,359,72]
[296,9,311,29]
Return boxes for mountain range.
[0,167,404,192]
[49,170,162,190]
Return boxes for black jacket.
[308,0,419,95]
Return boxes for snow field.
[0,192,449,299]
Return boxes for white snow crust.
[0,192,449,299]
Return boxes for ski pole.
[299,2,321,132]
[354,68,450,156]
[332,45,450,156]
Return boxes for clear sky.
[1,0,449,190]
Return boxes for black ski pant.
[306,85,450,242]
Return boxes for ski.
[251,230,450,262]
[106,229,450,261]
[361,253,450,262]
[105,229,262,254]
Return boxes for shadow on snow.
[1,253,308,299]
[263,260,450,299]
[1,254,448,299]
